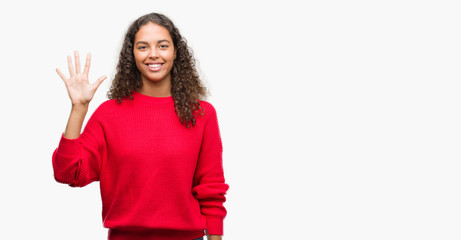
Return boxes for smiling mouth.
[147,63,163,67]
[146,63,164,71]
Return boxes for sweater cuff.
[57,133,80,157]
[206,215,224,236]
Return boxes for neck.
[138,75,172,97]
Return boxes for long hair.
[107,12,208,128]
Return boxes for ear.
[174,49,177,60]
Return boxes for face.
[133,22,176,84]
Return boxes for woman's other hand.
[207,235,223,240]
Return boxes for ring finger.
[67,55,75,78]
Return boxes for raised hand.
[56,51,107,106]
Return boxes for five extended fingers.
[56,51,106,87]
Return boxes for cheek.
[133,53,144,68]
[162,50,176,62]
[133,53,141,62]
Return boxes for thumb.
[92,75,107,91]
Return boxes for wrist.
[71,103,89,111]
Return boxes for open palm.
[56,51,107,106]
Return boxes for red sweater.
[52,90,229,240]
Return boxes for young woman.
[52,12,229,240]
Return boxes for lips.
[146,63,164,71]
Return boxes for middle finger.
[74,51,81,74]
[83,53,92,77]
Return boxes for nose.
[148,48,159,59]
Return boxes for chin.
[147,77,166,82]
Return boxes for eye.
[138,46,147,50]
[159,45,169,48]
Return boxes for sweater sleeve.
[192,103,229,236]
[51,106,107,187]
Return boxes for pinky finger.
[56,68,68,82]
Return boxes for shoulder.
[90,99,120,119]
[94,99,117,112]
[100,99,120,108]
[198,100,218,117]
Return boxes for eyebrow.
[135,40,171,45]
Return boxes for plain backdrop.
[0,0,460,239]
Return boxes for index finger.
[83,53,92,76]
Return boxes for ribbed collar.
[131,90,174,104]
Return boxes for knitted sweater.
[52,90,229,240]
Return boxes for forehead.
[135,22,172,42]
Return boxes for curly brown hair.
[107,12,208,128]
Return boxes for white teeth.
[148,64,162,67]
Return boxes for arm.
[52,51,107,187]
[52,104,107,187]
[63,103,89,140]
[192,104,230,236]
[56,50,106,140]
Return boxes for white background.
[0,0,460,239]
